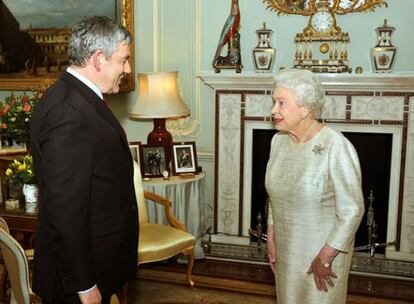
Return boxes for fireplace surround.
[199,72,414,266]
[250,129,393,253]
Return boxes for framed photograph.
[172,142,198,175]
[129,141,141,165]
[0,0,135,92]
[139,145,167,178]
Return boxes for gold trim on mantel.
[198,71,414,91]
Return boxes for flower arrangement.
[0,92,40,146]
[5,155,37,186]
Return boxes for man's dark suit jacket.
[30,72,138,302]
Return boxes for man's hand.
[267,224,276,273]
[306,244,339,292]
[78,286,102,304]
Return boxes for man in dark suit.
[30,16,138,304]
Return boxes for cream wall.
[200,0,413,72]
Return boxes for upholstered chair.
[0,218,121,304]
[133,161,195,286]
[0,217,40,304]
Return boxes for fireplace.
[199,72,414,267]
[250,129,393,254]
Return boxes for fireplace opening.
[251,129,277,232]
[250,129,392,254]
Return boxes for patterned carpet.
[127,279,413,304]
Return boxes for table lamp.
[130,71,190,152]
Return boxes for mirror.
[0,0,135,92]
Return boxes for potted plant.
[5,155,38,213]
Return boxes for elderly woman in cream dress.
[265,69,364,304]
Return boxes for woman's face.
[271,87,307,132]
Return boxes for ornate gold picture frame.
[0,0,135,92]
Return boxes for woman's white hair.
[273,69,325,118]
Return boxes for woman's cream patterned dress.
[265,126,364,304]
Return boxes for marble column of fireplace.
[199,72,414,264]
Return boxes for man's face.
[100,40,131,94]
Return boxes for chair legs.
[183,248,195,287]
[0,266,8,303]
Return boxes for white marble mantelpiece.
[198,71,414,91]
[200,71,414,262]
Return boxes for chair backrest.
[133,160,148,224]
[0,217,10,233]
[0,218,32,304]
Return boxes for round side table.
[142,172,206,259]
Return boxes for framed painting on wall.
[0,0,135,92]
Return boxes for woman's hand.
[306,244,339,292]
[267,224,276,273]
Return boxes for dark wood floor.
[137,259,414,303]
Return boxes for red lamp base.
[147,118,172,167]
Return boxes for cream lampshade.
[130,71,190,161]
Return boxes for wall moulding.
[152,0,202,138]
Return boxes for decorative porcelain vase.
[252,23,275,73]
[371,19,397,73]
[22,184,39,213]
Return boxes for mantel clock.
[263,0,388,73]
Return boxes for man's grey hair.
[68,16,131,67]
[273,69,325,118]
